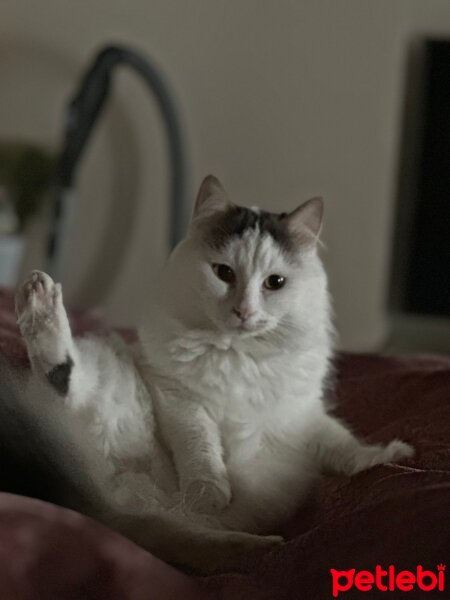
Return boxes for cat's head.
[170,176,327,337]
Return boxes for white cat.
[12,175,413,569]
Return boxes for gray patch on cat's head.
[204,205,294,254]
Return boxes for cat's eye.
[263,274,286,291]
[213,263,236,284]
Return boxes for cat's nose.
[232,306,254,321]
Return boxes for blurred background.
[1,0,450,353]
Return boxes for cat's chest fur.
[166,331,292,399]
[147,327,325,445]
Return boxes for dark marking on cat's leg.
[16,271,77,395]
[47,356,74,396]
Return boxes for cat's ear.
[285,197,324,245]
[192,175,232,222]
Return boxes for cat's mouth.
[234,319,269,334]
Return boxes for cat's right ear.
[192,175,232,222]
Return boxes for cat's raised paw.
[183,478,231,515]
[15,270,64,339]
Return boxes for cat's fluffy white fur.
[13,175,413,567]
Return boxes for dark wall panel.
[405,41,450,316]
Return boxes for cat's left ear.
[192,175,233,222]
[285,197,324,245]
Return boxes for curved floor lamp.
[47,44,188,281]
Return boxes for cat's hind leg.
[313,413,414,476]
[15,270,76,397]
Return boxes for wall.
[1,1,449,350]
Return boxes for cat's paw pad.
[15,271,62,337]
[183,478,231,515]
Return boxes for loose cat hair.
[4,175,413,573]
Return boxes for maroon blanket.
[0,289,449,599]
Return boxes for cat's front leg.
[313,413,414,475]
[15,270,76,397]
[156,396,231,515]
